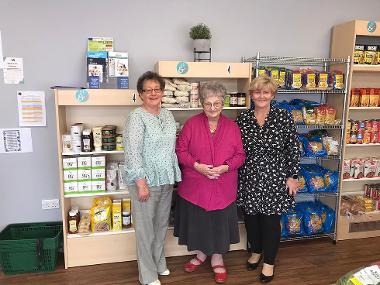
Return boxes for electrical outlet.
[42,199,60,210]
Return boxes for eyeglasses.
[203,101,222,110]
[142,88,162,95]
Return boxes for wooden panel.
[65,224,247,267]
[330,21,356,60]
[55,89,142,106]
[67,232,137,267]
[354,20,380,36]
[155,61,251,78]
[337,212,380,240]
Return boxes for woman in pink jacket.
[174,81,246,284]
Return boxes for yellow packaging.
[90,196,112,232]
[112,199,122,231]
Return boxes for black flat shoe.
[246,256,262,271]
[259,272,274,283]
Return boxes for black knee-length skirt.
[173,195,240,255]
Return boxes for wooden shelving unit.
[155,60,251,124]
[331,20,380,240]
[55,61,251,268]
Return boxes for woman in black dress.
[236,75,300,283]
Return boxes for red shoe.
[184,256,205,272]
[212,265,227,284]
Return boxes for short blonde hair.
[249,75,277,95]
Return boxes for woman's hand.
[194,162,215,178]
[209,165,229,178]
[286,177,299,196]
[136,179,150,202]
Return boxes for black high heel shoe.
[259,270,274,283]
[246,256,262,271]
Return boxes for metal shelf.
[301,155,340,160]
[242,55,348,66]
[277,89,345,94]
[281,233,334,242]
[296,124,342,130]
[296,192,338,197]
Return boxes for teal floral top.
[124,107,181,187]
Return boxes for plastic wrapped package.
[303,208,323,235]
[324,170,339,192]
[303,136,327,157]
[284,211,304,236]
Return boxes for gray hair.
[199,81,226,105]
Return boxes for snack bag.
[324,170,339,192]
[297,175,309,193]
[280,215,287,238]
[90,196,112,232]
[302,106,316,125]
[284,211,304,236]
[302,164,327,192]
[325,106,337,125]
[320,206,335,233]
[303,208,323,235]
[304,136,327,157]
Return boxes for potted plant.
[189,23,212,52]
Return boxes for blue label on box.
[88,76,100,89]
[117,77,129,89]
[87,51,108,58]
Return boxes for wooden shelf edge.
[353,65,380,72]
[67,228,135,238]
[343,177,380,182]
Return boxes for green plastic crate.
[0,222,62,275]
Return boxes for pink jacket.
[176,112,246,211]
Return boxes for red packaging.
[364,159,376,178]
[343,159,351,179]
[371,120,379,143]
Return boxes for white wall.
[1,0,379,230]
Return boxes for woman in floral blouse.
[124,71,181,285]
[236,75,300,283]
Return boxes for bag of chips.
[284,211,304,236]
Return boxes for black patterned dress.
[236,107,300,215]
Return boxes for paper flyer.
[0,31,3,69]
[3,57,24,84]
[17,91,46,126]
[0,128,33,153]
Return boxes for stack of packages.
[340,195,376,215]
[342,157,380,180]
[280,202,335,238]
[161,79,191,108]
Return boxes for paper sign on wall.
[0,31,3,69]
[17,91,46,126]
[0,128,33,153]
[3,57,24,84]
